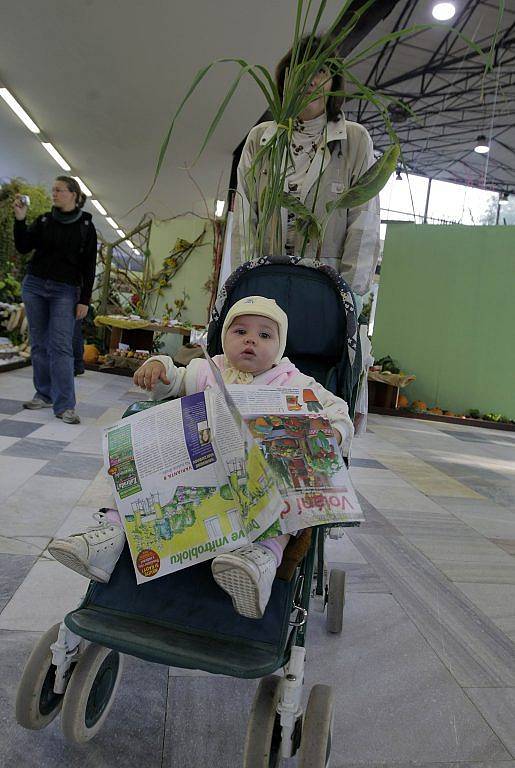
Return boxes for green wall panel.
[372,223,515,418]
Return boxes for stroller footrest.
[65,607,289,678]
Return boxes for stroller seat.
[65,545,297,678]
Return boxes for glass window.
[427,180,498,225]
[380,173,430,222]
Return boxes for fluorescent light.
[474,135,490,154]
[432,3,456,21]
[215,199,225,217]
[105,217,119,229]
[0,88,40,133]
[91,199,107,215]
[116,229,125,238]
[41,142,71,171]
[73,176,92,196]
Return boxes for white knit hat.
[221,296,288,364]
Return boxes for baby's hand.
[133,360,170,391]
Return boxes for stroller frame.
[16,260,361,764]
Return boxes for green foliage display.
[0,178,51,300]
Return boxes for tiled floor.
[1,365,515,767]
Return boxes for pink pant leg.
[260,533,290,566]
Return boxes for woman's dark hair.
[275,35,344,122]
[55,176,86,208]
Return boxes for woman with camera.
[13,176,97,424]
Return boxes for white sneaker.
[48,513,126,582]
[211,544,277,619]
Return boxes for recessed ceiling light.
[73,176,92,196]
[116,229,125,238]
[0,88,40,133]
[215,199,225,217]
[474,135,490,154]
[41,142,71,171]
[91,199,107,215]
[105,217,119,229]
[432,3,456,21]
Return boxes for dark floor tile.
[0,398,24,415]
[351,458,387,469]
[36,452,103,480]
[0,555,38,612]
[2,438,68,460]
[0,420,45,438]
[74,402,110,418]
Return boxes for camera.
[19,194,30,206]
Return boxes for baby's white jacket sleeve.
[290,371,354,456]
[139,355,189,400]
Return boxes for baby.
[49,296,353,619]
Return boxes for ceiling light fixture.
[73,176,92,196]
[432,3,456,21]
[115,229,126,239]
[0,87,40,133]
[474,135,490,154]
[105,217,119,229]
[41,142,71,171]
[214,199,225,217]
[91,199,107,215]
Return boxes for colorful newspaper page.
[226,385,364,534]
[103,388,283,584]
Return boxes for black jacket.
[14,210,97,305]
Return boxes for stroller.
[15,258,362,766]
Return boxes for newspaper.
[103,377,363,584]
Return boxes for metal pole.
[423,178,432,223]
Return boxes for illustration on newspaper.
[103,363,363,584]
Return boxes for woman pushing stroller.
[49,296,353,619]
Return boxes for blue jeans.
[72,319,85,374]
[22,275,79,414]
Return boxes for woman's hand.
[75,303,89,320]
[133,360,170,391]
[13,195,28,221]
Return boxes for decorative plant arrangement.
[0,179,51,303]
[140,0,502,263]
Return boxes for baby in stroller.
[49,295,353,619]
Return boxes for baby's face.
[224,314,280,375]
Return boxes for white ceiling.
[0,0,348,236]
[1,1,512,239]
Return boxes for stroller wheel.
[61,643,123,743]
[298,685,334,767]
[243,674,282,767]
[326,568,346,634]
[16,622,66,730]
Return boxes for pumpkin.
[411,400,427,412]
[397,394,409,409]
[83,344,100,364]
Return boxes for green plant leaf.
[326,144,400,215]
[280,192,322,240]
